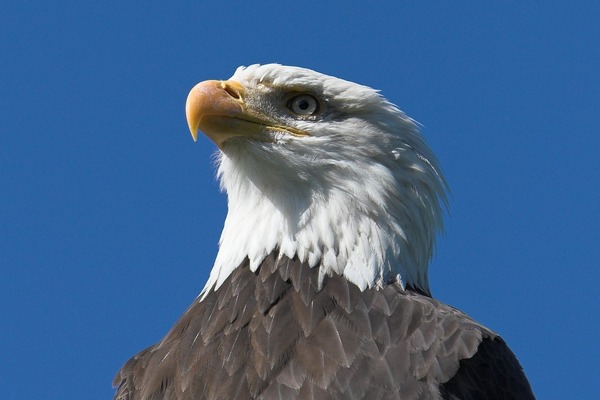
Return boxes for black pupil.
[298,99,309,110]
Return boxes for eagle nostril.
[223,83,241,100]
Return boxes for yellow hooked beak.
[185,79,309,148]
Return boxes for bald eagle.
[114,64,535,400]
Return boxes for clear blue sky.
[2,1,599,398]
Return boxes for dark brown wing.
[114,254,534,400]
[439,337,535,400]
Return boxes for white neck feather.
[201,124,445,296]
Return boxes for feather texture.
[114,255,534,400]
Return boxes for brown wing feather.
[114,255,534,400]
[439,337,535,400]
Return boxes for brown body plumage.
[114,255,534,400]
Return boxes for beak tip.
[186,110,199,143]
[189,127,198,142]
[185,86,200,143]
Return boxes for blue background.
[2,2,599,398]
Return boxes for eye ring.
[288,94,319,116]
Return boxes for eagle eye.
[288,94,319,116]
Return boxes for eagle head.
[185,64,447,296]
